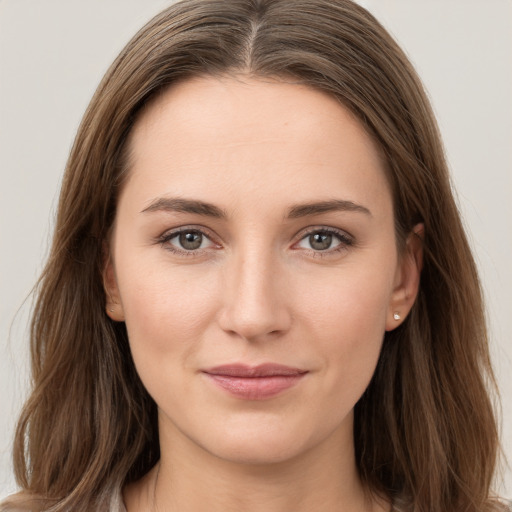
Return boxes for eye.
[174,231,205,251]
[296,228,353,252]
[159,228,217,253]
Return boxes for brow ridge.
[141,197,227,218]
[141,197,371,219]
[287,199,372,218]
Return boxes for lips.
[202,363,308,400]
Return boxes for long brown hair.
[2,1,504,510]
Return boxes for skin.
[104,75,423,512]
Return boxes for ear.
[102,244,125,322]
[385,223,424,331]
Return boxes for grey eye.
[162,228,217,254]
[308,232,334,251]
[175,231,204,250]
[296,229,349,252]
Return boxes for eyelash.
[156,226,354,258]
[295,227,354,257]
[156,226,219,257]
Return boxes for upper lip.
[202,363,308,377]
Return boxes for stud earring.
[393,312,401,321]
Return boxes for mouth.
[202,363,308,400]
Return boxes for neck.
[124,416,385,512]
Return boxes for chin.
[186,414,345,467]
[204,435,310,466]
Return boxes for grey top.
[106,489,512,512]
[2,490,511,511]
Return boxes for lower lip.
[204,374,306,400]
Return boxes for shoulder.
[0,494,40,512]
[0,493,49,512]
[492,499,512,511]
[1,488,126,512]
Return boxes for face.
[105,76,421,466]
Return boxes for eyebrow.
[141,197,227,218]
[141,197,371,219]
[287,200,372,218]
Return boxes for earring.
[393,312,401,321]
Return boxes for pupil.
[310,233,332,250]
[179,231,202,250]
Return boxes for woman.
[1,0,508,511]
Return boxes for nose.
[217,245,292,342]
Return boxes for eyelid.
[292,226,355,253]
[155,225,222,254]
[295,225,354,242]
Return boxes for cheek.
[297,263,394,386]
[115,256,221,362]
[116,265,224,412]
[300,261,393,334]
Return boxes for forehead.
[131,75,376,154]
[122,75,391,216]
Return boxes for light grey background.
[1,0,511,499]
